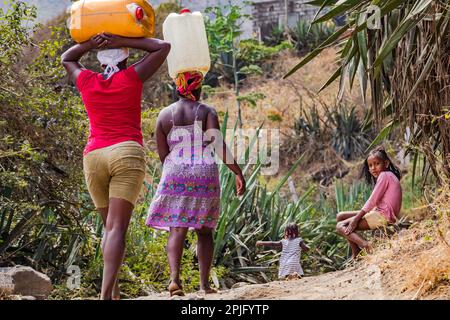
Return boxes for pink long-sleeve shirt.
[362,171,402,223]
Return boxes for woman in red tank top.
[61,33,170,300]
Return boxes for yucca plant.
[294,104,323,140]
[284,0,450,184]
[326,103,371,160]
[334,180,373,213]
[264,25,285,46]
[290,19,336,53]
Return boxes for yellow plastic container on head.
[163,9,211,79]
[69,0,155,43]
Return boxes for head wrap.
[97,48,129,79]
[175,71,204,101]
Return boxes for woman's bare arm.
[61,35,107,85]
[155,111,170,163]
[99,34,170,82]
[205,108,245,195]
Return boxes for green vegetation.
[204,3,291,126]
[284,0,450,183]
[0,1,90,279]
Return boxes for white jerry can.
[163,8,211,79]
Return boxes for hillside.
[134,212,450,301]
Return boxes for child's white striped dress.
[279,237,304,278]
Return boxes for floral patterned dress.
[146,104,221,230]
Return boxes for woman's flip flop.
[168,281,185,297]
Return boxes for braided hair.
[361,145,401,185]
[284,222,299,239]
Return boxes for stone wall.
[252,0,319,41]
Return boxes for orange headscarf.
[175,71,204,101]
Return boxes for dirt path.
[134,264,404,300]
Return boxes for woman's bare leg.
[98,207,121,300]
[100,198,133,300]
[167,227,188,287]
[196,227,214,292]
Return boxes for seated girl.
[336,146,402,259]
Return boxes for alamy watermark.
[66,265,81,290]
[166,123,280,176]
[366,5,382,30]
[0,268,14,291]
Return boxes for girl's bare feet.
[201,287,218,294]
[362,243,373,255]
[286,273,302,281]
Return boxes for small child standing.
[256,223,310,280]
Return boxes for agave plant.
[284,0,450,184]
[211,112,349,279]
[326,104,371,160]
[290,19,336,53]
[263,25,285,46]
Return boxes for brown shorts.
[363,210,389,229]
[83,141,146,208]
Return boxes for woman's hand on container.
[87,34,108,49]
[99,33,125,49]
[236,173,246,196]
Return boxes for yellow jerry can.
[69,0,155,43]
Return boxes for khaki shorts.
[83,141,146,208]
[363,210,389,230]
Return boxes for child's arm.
[361,172,389,214]
[300,241,310,252]
[256,241,282,250]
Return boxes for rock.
[16,295,37,300]
[231,282,249,289]
[0,266,52,299]
[223,277,236,289]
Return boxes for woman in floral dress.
[146,71,246,296]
